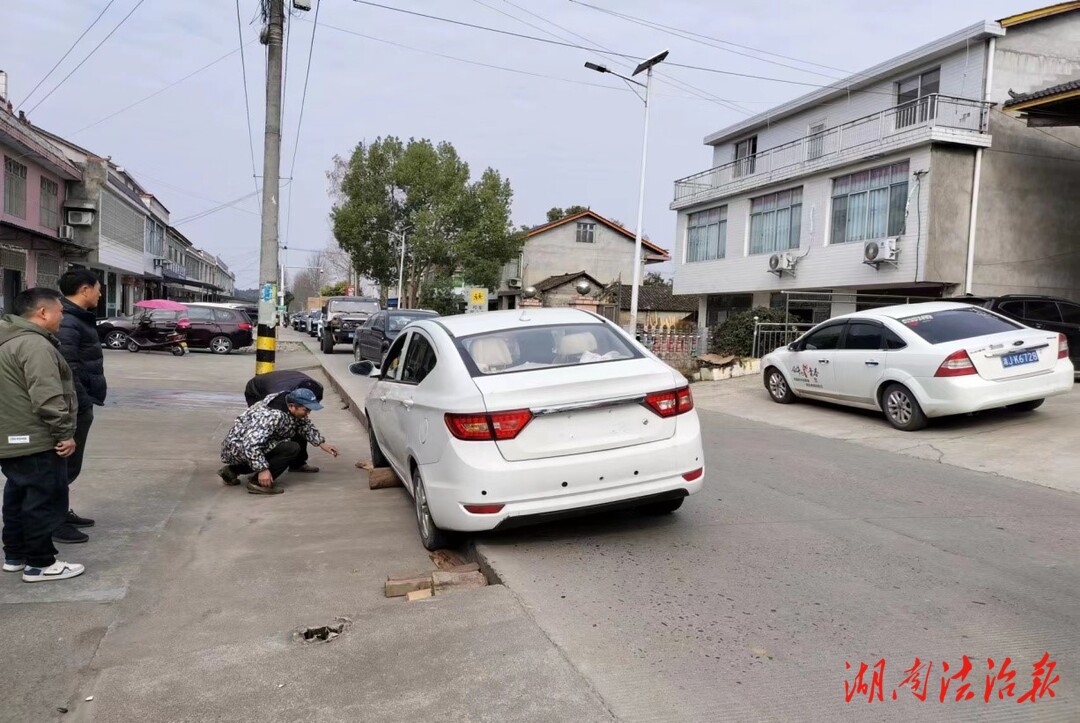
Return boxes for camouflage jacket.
[220,392,325,471]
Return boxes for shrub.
[708,307,791,356]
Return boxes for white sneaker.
[22,560,85,583]
[3,559,25,572]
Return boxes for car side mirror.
[349,361,379,378]
[787,343,799,352]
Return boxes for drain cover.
[296,617,351,643]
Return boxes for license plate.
[1002,350,1039,368]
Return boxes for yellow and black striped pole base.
[255,324,277,374]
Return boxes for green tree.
[545,205,589,223]
[419,275,464,316]
[642,272,670,286]
[709,307,791,356]
[330,136,525,308]
[320,280,348,296]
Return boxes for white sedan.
[761,301,1074,431]
[350,308,704,549]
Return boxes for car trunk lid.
[471,359,680,461]
[958,330,1061,381]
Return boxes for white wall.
[708,45,988,169]
[523,221,654,287]
[673,147,934,296]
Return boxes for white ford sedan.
[761,302,1074,431]
[350,308,704,549]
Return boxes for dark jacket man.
[57,297,106,411]
[243,369,323,407]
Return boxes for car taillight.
[445,410,533,441]
[1059,333,1069,359]
[935,350,977,377]
[239,322,252,331]
[463,504,505,514]
[682,468,703,481]
[644,387,695,417]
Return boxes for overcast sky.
[2,0,1030,288]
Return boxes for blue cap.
[286,387,323,411]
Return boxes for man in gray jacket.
[0,288,84,582]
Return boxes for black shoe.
[246,480,284,495]
[53,524,89,544]
[218,465,240,486]
[66,509,95,528]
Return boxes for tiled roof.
[1004,78,1080,107]
[534,271,603,293]
[611,284,699,312]
[526,209,670,259]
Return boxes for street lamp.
[389,226,413,309]
[585,49,668,338]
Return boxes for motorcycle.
[126,301,190,356]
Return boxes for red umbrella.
[135,299,188,312]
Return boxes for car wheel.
[104,330,129,350]
[126,340,140,353]
[882,383,928,431]
[1007,398,1045,412]
[412,467,457,552]
[321,332,334,354]
[764,367,796,404]
[368,423,389,468]
[209,335,233,354]
[640,497,684,515]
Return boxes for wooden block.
[429,549,468,570]
[447,562,480,574]
[368,467,403,489]
[384,575,432,598]
[405,588,433,602]
[432,570,487,595]
[355,459,373,470]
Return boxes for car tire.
[882,383,928,431]
[321,332,334,354]
[104,330,129,350]
[1007,398,1045,412]
[368,423,389,468]
[640,497,684,515]
[764,367,796,404]
[412,467,458,552]
[209,335,233,355]
[126,340,140,353]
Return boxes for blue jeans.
[2,450,69,568]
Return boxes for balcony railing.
[674,95,990,206]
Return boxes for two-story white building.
[671,3,1080,330]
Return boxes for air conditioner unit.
[293,0,312,9]
[768,252,796,273]
[507,277,523,289]
[864,238,899,264]
[66,210,94,226]
[57,225,74,241]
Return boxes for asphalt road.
[474,409,1080,722]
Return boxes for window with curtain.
[749,187,802,255]
[576,222,596,243]
[4,157,27,218]
[830,161,909,244]
[686,206,727,262]
[40,177,59,229]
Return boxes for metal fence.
[751,322,815,358]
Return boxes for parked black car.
[352,309,440,363]
[956,294,1080,368]
[97,303,253,354]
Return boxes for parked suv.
[956,294,1080,368]
[319,296,381,354]
[96,303,253,354]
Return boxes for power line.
[173,189,265,226]
[283,0,321,251]
[568,0,856,80]
[26,0,148,114]
[487,0,749,115]
[235,0,263,213]
[72,45,250,135]
[992,107,1080,153]
[17,0,118,109]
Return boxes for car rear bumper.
[420,414,705,532]
[913,361,1074,416]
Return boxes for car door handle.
[401,399,414,409]
[864,360,880,366]
[818,359,830,364]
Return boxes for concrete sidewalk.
[0,346,611,723]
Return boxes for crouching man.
[219,388,339,495]
[242,369,324,473]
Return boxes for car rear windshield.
[329,300,379,314]
[898,308,1022,344]
[459,323,640,375]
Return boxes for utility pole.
[256,0,285,374]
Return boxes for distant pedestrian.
[0,288,84,582]
[242,369,325,473]
[219,388,339,495]
[55,269,106,544]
